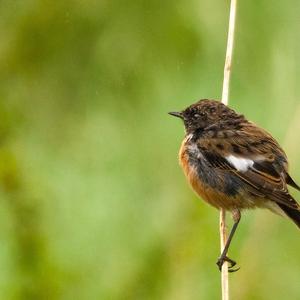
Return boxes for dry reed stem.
[220,0,237,299]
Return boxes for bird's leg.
[216,209,241,272]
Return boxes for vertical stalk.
[220,0,237,299]
[220,209,229,300]
[222,0,237,106]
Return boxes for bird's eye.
[209,107,216,113]
[192,111,206,119]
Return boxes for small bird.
[169,99,300,272]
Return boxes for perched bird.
[169,99,300,272]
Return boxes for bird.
[169,99,300,272]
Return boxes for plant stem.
[222,0,237,106]
[220,0,237,299]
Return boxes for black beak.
[168,111,183,119]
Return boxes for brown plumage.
[169,99,300,271]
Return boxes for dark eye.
[209,107,216,113]
[192,111,206,118]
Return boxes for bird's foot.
[216,255,240,273]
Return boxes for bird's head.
[169,99,242,134]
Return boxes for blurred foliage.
[0,0,300,299]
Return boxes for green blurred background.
[0,0,300,299]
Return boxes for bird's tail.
[277,203,300,229]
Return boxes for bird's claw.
[216,255,240,273]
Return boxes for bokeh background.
[0,0,300,299]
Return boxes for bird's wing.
[198,127,300,210]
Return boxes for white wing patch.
[226,155,254,172]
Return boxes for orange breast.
[178,139,254,211]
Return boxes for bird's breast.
[179,138,257,210]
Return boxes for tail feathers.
[277,202,300,229]
[286,173,300,192]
